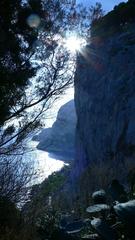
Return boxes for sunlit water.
[24,140,66,184]
[23,88,74,184]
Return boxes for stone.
[74,25,135,177]
[33,100,76,161]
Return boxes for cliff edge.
[74,21,135,177]
[33,100,76,161]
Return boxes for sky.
[77,0,128,12]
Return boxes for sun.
[65,35,85,53]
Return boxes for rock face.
[74,26,135,176]
[33,100,77,161]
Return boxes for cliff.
[33,100,77,161]
[74,24,135,177]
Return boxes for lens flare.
[65,35,86,53]
[27,14,40,28]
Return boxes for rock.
[91,218,117,240]
[86,204,110,214]
[92,190,106,204]
[81,234,101,240]
[65,220,84,234]
[33,100,76,161]
[74,24,135,177]
[114,200,135,238]
[114,200,135,222]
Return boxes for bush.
[0,197,39,240]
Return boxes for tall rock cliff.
[74,24,135,177]
[33,100,76,161]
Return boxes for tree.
[0,0,45,151]
[0,0,43,203]
[91,0,135,37]
[88,2,104,27]
[0,0,41,126]
[0,0,90,156]
[0,0,92,203]
[0,154,37,203]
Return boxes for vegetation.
[0,154,37,203]
[57,179,135,240]
[0,0,92,205]
[0,0,39,126]
[91,0,135,37]
[1,0,135,239]
[1,175,135,240]
[24,166,70,221]
[0,0,104,157]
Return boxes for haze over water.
[23,88,74,184]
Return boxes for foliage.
[0,0,40,126]
[89,2,104,27]
[0,197,21,229]
[0,0,92,156]
[0,0,105,207]
[2,174,135,240]
[0,0,43,206]
[91,0,135,37]
[0,0,94,206]
[83,184,135,240]
[0,197,39,240]
[22,166,69,224]
[52,180,135,240]
[108,179,127,203]
[75,156,135,211]
[0,154,36,203]
[33,170,67,197]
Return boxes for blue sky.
[77,0,128,12]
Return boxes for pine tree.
[0,0,44,125]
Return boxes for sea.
[23,88,74,184]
